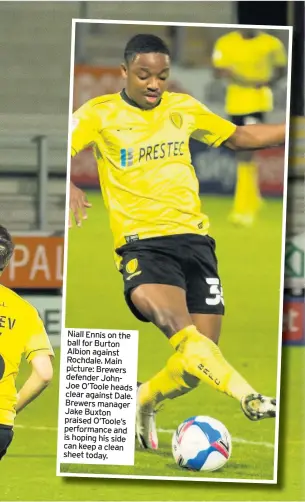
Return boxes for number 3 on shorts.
[205,278,224,306]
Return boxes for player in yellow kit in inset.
[70,34,285,450]
[213,29,287,226]
[0,225,54,460]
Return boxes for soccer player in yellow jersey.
[70,34,285,450]
[0,225,54,460]
[213,28,287,226]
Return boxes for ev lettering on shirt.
[0,316,17,331]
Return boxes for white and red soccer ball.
[172,415,232,472]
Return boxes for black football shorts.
[229,112,265,126]
[116,233,225,322]
[0,425,13,460]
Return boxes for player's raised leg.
[133,284,275,450]
[191,313,276,421]
[186,235,276,422]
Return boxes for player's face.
[122,52,170,110]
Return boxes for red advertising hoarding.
[283,297,305,345]
[254,147,285,196]
[1,236,64,289]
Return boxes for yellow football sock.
[232,161,262,216]
[139,325,256,408]
[138,352,200,407]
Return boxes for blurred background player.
[212,28,287,226]
[0,225,54,461]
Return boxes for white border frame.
[56,18,293,484]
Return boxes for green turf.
[1,194,304,500]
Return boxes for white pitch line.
[14,424,274,449]
[157,428,274,449]
[15,424,58,432]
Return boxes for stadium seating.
[0,1,75,230]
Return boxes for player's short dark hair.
[0,225,14,271]
[124,34,170,64]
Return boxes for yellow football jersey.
[72,91,236,267]
[212,31,287,115]
[0,285,54,426]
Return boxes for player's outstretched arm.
[69,178,92,228]
[15,355,53,414]
[225,123,286,151]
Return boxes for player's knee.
[153,308,189,337]
[131,288,190,337]
[140,302,186,336]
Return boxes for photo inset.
[57,19,292,482]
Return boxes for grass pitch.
[1,194,304,499]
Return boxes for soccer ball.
[172,416,232,472]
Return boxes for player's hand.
[69,182,92,228]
